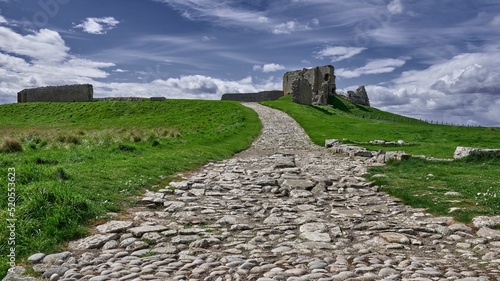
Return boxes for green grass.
[262,95,499,158]
[262,95,500,222]
[368,155,500,222]
[0,100,261,278]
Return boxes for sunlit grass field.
[0,100,261,277]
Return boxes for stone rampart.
[283,65,336,105]
[17,84,93,103]
[221,91,284,102]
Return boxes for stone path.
[6,103,500,281]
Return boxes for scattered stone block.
[453,146,500,159]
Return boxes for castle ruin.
[283,65,336,105]
[17,84,93,103]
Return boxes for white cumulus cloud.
[315,46,367,62]
[74,17,120,35]
[253,63,286,73]
[366,52,500,126]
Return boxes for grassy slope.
[0,100,261,277]
[262,96,500,222]
[263,95,499,158]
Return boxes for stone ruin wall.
[221,91,284,102]
[337,86,371,107]
[283,65,336,105]
[18,84,93,103]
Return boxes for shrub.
[1,137,23,153]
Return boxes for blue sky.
[0,0,499,126]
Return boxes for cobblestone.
[6,103,500,281]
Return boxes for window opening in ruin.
[324,74,330,81]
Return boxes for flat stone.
[379,232,410,244]
[473,216,500,228]
[300,232,331,242]
[68,234,118,250]
[300,223,327,233]
[170,235,200,244]
[28,253,46,264]
[282,179,315,190]
[476,227,500,240]
[128,225,168,237]
[331,209,363,218]
[96,221,134,233]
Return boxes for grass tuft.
[1,137,23,153]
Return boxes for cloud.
[74,17,120,34]
[253,63,286,73]
[96,75,282,100]
[113,69,129,73]
[367,52,500,126]
[272,18,319,35]
[154,0,270,29]
[315,46,367,62]
[491,15,500,26]
[387,0,403,15]
[0,27,69,62]
[337,57,408,78]
[202,35,216,41]
[0,15,7,24]
[0,27,114,102]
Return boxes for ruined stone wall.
[18,84,93,103]
[283,65,336,105]
[221,91,284,102]
[338,86,370,106]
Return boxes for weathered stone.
[42,252,71,265]
[300,232,331,242]
[476,227,500,240]
[454,146,500,159]
[291,78,312,105]
[68,233,119,250]
[128,225,168,237]
[27,253,46,264]
[18,84,93,103]
[282,179,315,190]
[472,216,500,228]
[96,221,133,233]
[379,232,410,244]
[284,65,335,105]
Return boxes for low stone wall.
[221,91,284,102]
[94,97,144,102]
[18,84,93,103]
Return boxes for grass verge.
[262,95,500,222]
[367,155,500,222]
[0,100,261,278]
[262,95,499,158]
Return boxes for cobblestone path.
[7,103,500,281]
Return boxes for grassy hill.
[263,95,499,158]
[263,95,499,223]
[0,100,261,277]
